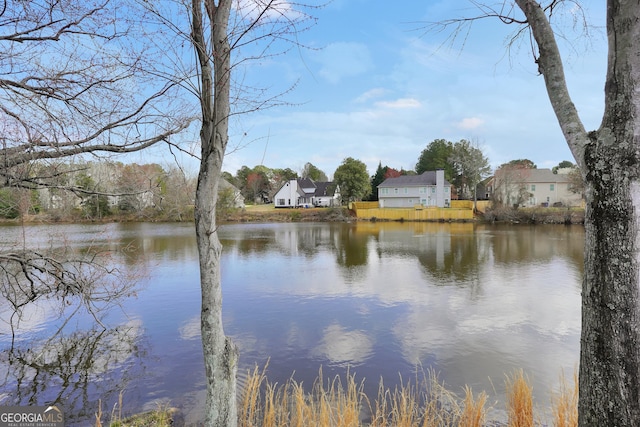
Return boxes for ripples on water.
[0,222,583,425]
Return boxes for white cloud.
[354,87,388,103]
[457,117,485,130]
[375,98,422,109]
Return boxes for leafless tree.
[0,0,191,354]
[428,1,640,424]
[491,163,533,207]
[173,1,319,425]
[0,0,191,192]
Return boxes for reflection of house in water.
[272,224,341,257]
[359,222,488,285]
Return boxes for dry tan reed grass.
[459,385,488,427]
[239,365,494,427]
[94,365,584,427]
[551,370,578,427]
[506,369,534,427]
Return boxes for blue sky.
[208,1,608,178]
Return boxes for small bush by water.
[484,207,584,225]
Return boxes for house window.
[531,184,536,191]
[419,187,426,193]
[394,188,399,194]
[431,187,436,194]
[404,188,408,194]
[550,184,555,191]
[408,199,413,204]
[278,199,285,206]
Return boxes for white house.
[378,170,451,208]
[274,178,341,208]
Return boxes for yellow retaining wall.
[475,200,490,213]
[351,201,379,210]
[354,207,473,221]
[450,200,474,209]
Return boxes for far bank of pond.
[4,202,585,225]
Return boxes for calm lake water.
[0,221,583,425]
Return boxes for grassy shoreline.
[2,203,585,225]
[97,367,578,427]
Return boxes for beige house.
[488,167,583,207]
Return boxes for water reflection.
[311,323,373,367]
[0,223,196,425]
[220,222,582,417]
[0,321,145,424]
[0,222,583,424]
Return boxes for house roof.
[378,171,450,188]
[313,182,335,197]
[298,178,316,189]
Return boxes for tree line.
[0,161,196,221]
[1,142,584,221]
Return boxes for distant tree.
[160,166,196,221]
[450,139,492,204]
[385,168,403,179]
[246,170,270,203]
[333,157,371,203]
[75,173,110,219]
[273,168,298,181]
[216,186,239,218]
[416,139,455,180]
[235,165,252,190]
[368,163,402,201]
[552,160,575,174]
[367,162,386,201]
[0,189,20,219]
[221,171,237,187]
[508,159,537,169]
[302,162,328,182]
[115,163,164,213]
[567,167,585,198]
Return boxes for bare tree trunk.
[191,1,238,426]
[514,1,640,425]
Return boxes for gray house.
[274,178,341,208]
[378,170,451,208]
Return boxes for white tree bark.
[191,1,238,426]
[514,1,640,425]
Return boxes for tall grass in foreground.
[94,367,578,426]
[238,367,578,427]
